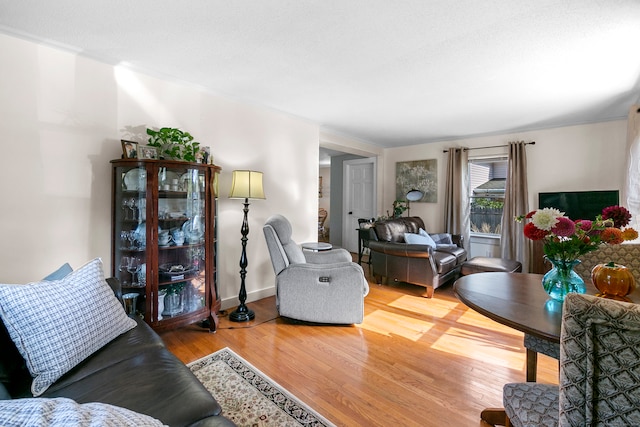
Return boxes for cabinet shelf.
[111,159,221,332]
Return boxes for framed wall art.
[395,159,437,203]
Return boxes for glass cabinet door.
[113,165,148,318]
[156,166,207,321]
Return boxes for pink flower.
[551,217,576,237]
[575,219,592,232]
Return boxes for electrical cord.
[199,310,281,330]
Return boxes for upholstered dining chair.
[493,293,640,427]
[263,214,369,324]
[318,208,328,238]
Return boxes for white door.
[342,158,376,253]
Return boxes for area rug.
[188,348,336,427]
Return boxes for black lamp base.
[229,304,255,322]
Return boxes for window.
[468,157,507,235]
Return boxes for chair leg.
[526,348,537,382]
[480,408,507,426]
[421,285,434,298]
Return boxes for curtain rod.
[443,141,535,153]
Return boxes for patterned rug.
[188,348,336,427]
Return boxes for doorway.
[342,157,377,253]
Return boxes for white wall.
[0,33,321,309]
[381,120,629,233]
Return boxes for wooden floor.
[161,260,559,427]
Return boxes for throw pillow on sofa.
[0,397,166,426]
[42,263,73,281]
[0,258,136,396]
[404,229,437,248]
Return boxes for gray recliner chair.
[263,214,369,324]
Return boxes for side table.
[301,242,332,252]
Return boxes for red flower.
[523,222,548,240]
[602,206,631,228]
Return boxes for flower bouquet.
[516,205,637,301]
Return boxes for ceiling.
[1,0,639,148]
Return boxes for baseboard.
[220,286,276,310]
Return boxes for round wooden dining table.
[454,272,565,342]
[454,272,640,376]
[454,272,640,425]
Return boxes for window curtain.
[624,105,640,230]
[500,141,529,272]
[444,148,470,252]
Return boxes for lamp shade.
[229,170,266,199]
[406,189,424,202]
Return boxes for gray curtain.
[444,148,470,252]
[500,141,529,272]
[624,104,640,231]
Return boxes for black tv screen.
[538,190,619,220]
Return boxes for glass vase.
[542,258,586,302]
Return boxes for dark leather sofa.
[368,216,467,298]
[0,279,235,427]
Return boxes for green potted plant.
[146,127,201,162]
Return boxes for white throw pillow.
[404,230,436,248]
[0,258,136,396]
[0,397,166,426]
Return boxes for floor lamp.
[406,189,424,217]
[228,170,265,322]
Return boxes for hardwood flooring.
[161,262,559,427]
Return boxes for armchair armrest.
[304,248,353,264]
[279,262,369,295]
[277,262,369,324]
[451,234,464,247]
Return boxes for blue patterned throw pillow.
[0,397,166,426]
[0,258,136,396]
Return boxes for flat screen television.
[538,190,619,220]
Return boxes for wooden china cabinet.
[110,159,221,332]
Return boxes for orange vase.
[591,262,636,301]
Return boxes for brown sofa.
[368,216,467,297]
[0,278,235,427]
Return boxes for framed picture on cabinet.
[197,146,211,164]
[137,145,159,160]
[121,140,138,159]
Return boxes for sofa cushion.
[433,251,458,274]
[0,258,136,396]
[435,245,467,263]
[42,345,224,426]
[0,397,166,426]
[374,217,425,242]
